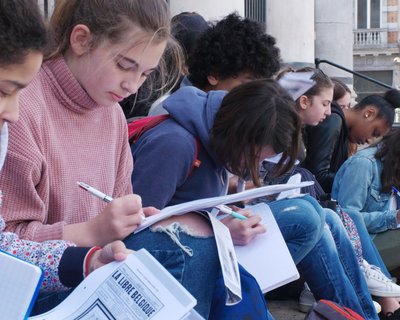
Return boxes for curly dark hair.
[0,0,47,67]
[188,13,281,89]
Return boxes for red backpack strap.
[128,114,201,176]
[128,114,170,144]
[188,138,201,176]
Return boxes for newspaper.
[207,213,242,305]
[30,249,201,320]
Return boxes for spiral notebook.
[0,250,44,319]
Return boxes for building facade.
[39,0,399,101]
[353,0,400,99]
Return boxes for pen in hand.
[215,204,248,220]
[77,182,114,203]
[77,182,146,222]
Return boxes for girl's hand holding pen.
[221,206,266,246]
[87,194,145,246]
[72,183,148,246]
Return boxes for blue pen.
[215,204,248,220]
[392,186,400,197]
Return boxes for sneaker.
[362,260,400,297]
[299,283,315,313]
[380,307,400,320]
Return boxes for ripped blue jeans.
[125,223,273,320]
[31,223,272,319]
[123,224,220,319]
[268,195,325,263]
[30,225,220,318]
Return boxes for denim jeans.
[324,210,378,319]
[268,196,377,320]
[344,208,391,278]
[31,227,220,318]
[305,198,378,320]
[124,226,220,319]
[30,289,73,316]
[125,224,274,319]
[268,195,326,264]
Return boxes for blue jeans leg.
[123,226,220,319]
[345,208,391,278]
[319,210,378,319]
[268,195,325,264]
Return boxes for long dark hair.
[209,79,301,186]
[375,128,400,193]
[0,0,47,67]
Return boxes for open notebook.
[136,181,314,233]
[234,203,299,293]
[0,250,44,319]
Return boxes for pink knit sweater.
[0,57,133,242]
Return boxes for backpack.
[305,299,365,320]
[128,115,201,176]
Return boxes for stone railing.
[353,28,388,49]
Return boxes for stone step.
[268,299,306,320]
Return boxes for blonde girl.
[0,1,219,317]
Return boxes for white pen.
[215,204,248,220]
[77,181,113,203]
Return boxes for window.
[371,0,380,27]
[356,0,381,29]
[245,0,266,23]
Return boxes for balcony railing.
[353,28,388,49]
[315,58,400,125]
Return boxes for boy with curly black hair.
[188,12,281,91]
[148,12,281,115]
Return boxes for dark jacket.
[302,102,348,193]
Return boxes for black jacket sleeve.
[303,113,343,193]
[58,247,90,287]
